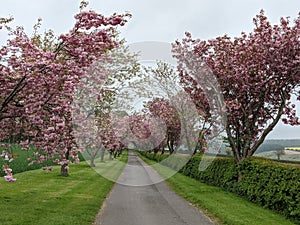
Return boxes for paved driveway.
[95,151,215,225]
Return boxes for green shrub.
[237,158,300,222]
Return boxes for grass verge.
[137,152,295,225]
[0,150,128,225]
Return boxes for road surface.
[94,151,215,225]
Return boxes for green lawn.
[0,151,128,225]
[138,152,296,225]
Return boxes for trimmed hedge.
[237,158,300,222]
[139,151,300,224]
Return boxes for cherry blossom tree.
[73,43,140,166]
[143,98,181,154]
[136,62,218,155]
[173,10,300,163]
[0,1,130,178]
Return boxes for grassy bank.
[137,152,295,225]
[0,151,128,225]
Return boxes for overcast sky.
[0,0,299,139]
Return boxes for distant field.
[254,150,300,161]
[254,139,300,162]
[285,147,300,151]
[256,139,300,154]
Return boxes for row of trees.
[121,10,300,167]
[0,3,299,181]
[137,11,300,166]
[128,62,209,157]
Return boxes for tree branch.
[249,95,286,157]
[0,74,27,114]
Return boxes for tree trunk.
[61,164,69,177]
[90,157,96,167]
[114,151,118,158]
[60,145,70,176]
[100,149,105,162]
[227,98,286,165]
[167,137,174,154]
[192,148,197,155]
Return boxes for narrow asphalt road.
[95,151,215,225]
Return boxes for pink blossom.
[4,175,16,182]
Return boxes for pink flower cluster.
[2,165,16,182]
